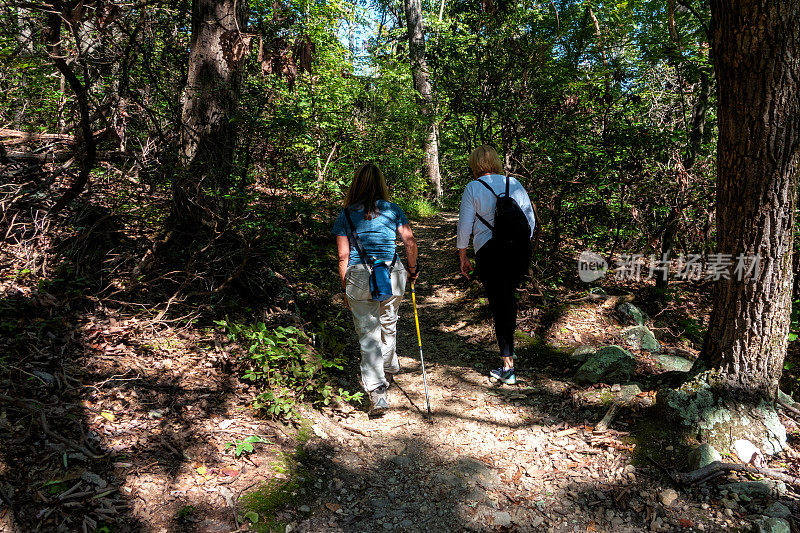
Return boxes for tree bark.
[46,9,97,214]
[403,0,442,198]
[699,1,800,400]
[174,0,247,227]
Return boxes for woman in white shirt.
[457,145,536,385]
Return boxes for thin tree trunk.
[15,7,35,127]
[46,10,97,214]
[699,0,800,400]
[403,0,442,198]
[175,0,247,227]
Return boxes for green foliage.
[225,435,268,457]
[176,505,196,520]
[679,318,707,345]
[238,444,315,532]
[396,197,438,220]
[216,320,361,419]
[789,298,800,343]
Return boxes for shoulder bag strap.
[343,208,370,269]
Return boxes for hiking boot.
[490,367,517,385]
[369,385,389,415]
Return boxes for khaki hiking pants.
[345,262,407,392]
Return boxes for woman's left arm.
[398,224,419,283]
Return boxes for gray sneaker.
[369,385,389,415]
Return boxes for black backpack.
[475,177,532,281]
[475,176,532,249]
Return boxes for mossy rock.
[571,345,596,363]
[617,302,648,326]
[656,371,787,456]
[575,346,636,385]
[655,353,693,372]
[621,325,661,352]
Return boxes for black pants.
[475,239,529,358]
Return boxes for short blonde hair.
[468,145,503,177]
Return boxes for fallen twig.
[0,394,105,459]
[778,398,800,418]
[339,423,371,437]
[676,461,800,487]
[594,403,622,432]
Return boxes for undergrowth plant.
[216,320,362,418]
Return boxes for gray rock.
[617,302,648,326]
[655,354,693,372]
[660,488,678,507]
[383,522,393,530]
[299,505,311,513]
[688,443,722,470]
[620,325,661,352]
[571,345,596,363]
[719,480,787,498]
[493,511,512,527]
[575,346,636,385]
[400,519,413,528]
[33,370,57,385]
[752,517,790,533]
[389,455,412,467]
[619,384,642,400]
[763,502,791,519]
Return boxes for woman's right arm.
[336,235,350,289]
[457,185,475,278]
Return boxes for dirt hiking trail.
[291,213,723,533]
[0,213,757,533]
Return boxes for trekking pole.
[410,282,432,421]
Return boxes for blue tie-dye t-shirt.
[332,200,410,266]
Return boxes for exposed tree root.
[676,460,800,488]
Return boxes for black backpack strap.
[476,179,499,197]
[475,179,497,230]
[505,175,510,197]
[343,208,370,269]
[475,213,493,230]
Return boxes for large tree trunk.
[174,0,246,228]
[699,0,800,400]
[403,0,442,198]
[658,1,799,456]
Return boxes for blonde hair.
[344,163,390,219]
[468,145,503,177]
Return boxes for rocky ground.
[2,212,800,532]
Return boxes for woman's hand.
[459,248,472,279]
